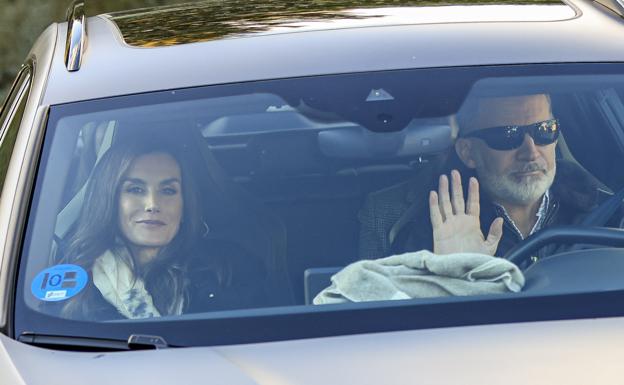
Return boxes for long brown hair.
[61,138,202,319]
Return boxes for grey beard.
[474,159,556,206]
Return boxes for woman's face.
[118,152,183,253]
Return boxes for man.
[359,93,606,261]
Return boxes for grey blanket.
[313,250,525,305]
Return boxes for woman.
[58,138,277,320]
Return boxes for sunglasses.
[463,118,560,151]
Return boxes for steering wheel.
[505,226,624,267]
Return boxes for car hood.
[3,317,624,384]
[0,332,257,385]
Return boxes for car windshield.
[14,63,624,347]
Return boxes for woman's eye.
[125,186,144,194]
[161,187,178,196]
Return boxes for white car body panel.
[2,317,624,385]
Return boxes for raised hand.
[429,169,503,256]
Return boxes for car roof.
[35,0,624,106]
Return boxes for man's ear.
[455,138,477,169]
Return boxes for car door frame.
[0,22,57,337]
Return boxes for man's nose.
[144,190,160,212]
[516,133,539,160]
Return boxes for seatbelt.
[560,185,624,254]
[578,186,624,227]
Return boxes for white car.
[2,0,624,384]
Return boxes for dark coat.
[358,160,614,264]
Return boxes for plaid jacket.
[358,160,608,261]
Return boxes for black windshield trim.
[13,289,624,347]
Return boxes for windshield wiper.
[18,332,169,351]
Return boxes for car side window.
[0,66,32,195]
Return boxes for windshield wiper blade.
[18,332,169,351]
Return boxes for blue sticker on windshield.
[31,264,88,302]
